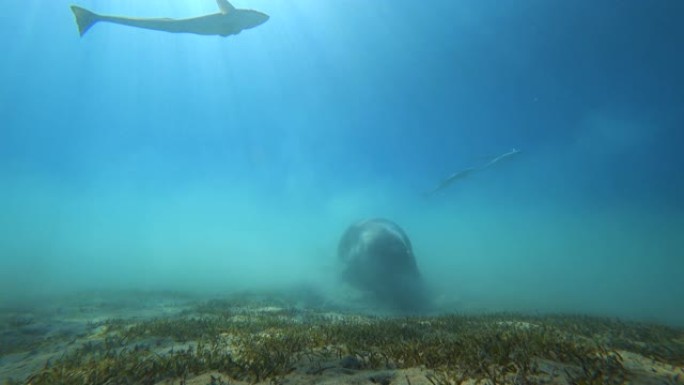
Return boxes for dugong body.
[338,218,426,312]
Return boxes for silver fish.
[70,0,269,37]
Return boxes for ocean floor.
[1,290,683,385]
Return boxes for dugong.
[338,218,426,312]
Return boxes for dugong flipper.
[338,218,426,312]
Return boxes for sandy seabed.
[1,290,682,385]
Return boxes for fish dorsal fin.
[217,0,236,14]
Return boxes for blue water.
[1,0,683,324]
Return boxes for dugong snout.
[338,218,426,312]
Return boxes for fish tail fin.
[70,5,100,37]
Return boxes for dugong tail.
[70,5,101,37]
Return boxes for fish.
[424,148,521,196]
[479,147,521,169]
[424,167,479,197]
[70,0,269,37]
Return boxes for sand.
[1,290,682,385]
